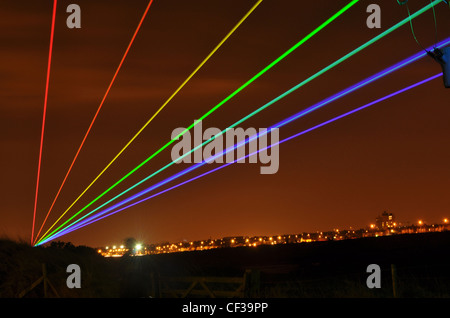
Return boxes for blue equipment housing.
[429,47,450,88]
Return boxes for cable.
[38,73,443,244]
[33,0,155,245]
[36,0,262,243]
[39,34,450,244]
[431,0,439,48]
[31,0,57,245]
[35,0,360,244]
[404,0,440,52]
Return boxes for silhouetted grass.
[0,239,120,297]
[1,232,450,298]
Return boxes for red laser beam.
[31,0,58,245]
[33,0,155,245]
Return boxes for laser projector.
[429,47,450,88]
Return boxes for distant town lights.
[96,212,449,258]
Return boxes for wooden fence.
[18,263,60,298]
[150,269,260,298]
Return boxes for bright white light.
[136,244,142,251]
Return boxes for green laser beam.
[36,0,360,244]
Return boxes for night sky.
[1,0,449,247]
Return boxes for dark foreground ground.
[1,231,450,298]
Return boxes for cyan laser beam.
[38,73,442,244]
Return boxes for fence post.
[391,264,397,298]
[244,269,260,298]
[150,272,160,298]
[17,263,59,298]
[42,263,48,298]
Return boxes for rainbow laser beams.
[35,0,361,244]
[33,0,155,245]
[31,0,57,246]
[37,73,443,244]
[36,5,448,245]
[34,0,262,245]
[36,1,445,244]
[38,34,450,244]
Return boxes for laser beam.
[31,0,57,245]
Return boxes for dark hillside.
[1,232,450,297]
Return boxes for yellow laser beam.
[37,0,263,244]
